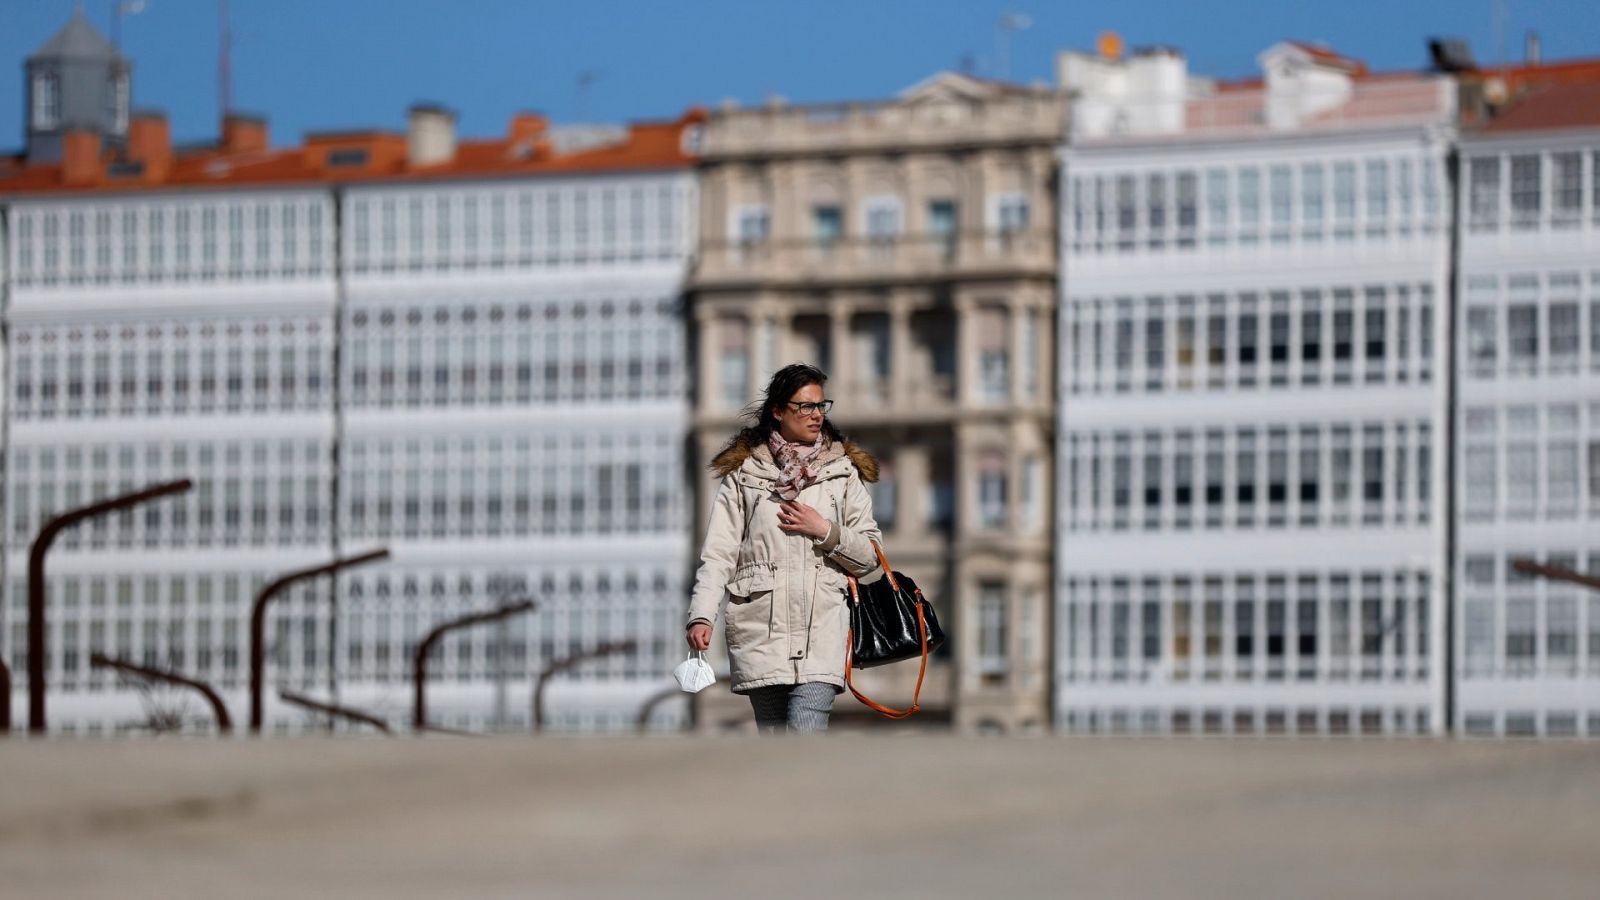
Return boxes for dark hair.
[716,362,845,460]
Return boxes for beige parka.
[687,435,883,694]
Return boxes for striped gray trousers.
[746,682,837,735]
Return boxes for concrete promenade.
[0,735,1597,899]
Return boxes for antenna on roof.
[994,11,1031,80]
[576,69,600,122]
[1492,0,1507,66]
[218,0,232,127]
[112,1,147,52]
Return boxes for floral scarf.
[768,431,827,501]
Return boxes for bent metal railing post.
[250,548,389,735]
[1512,559,1600,593]
[413,599,536,733]
[634,684,686,734]
[278,690,393,736]
[89,653,232,735]
[28,479,193,735]
[532,639,637,734]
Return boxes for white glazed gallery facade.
[0,167,699,735]
[1454,122,1600,737]
[1053,45,1457,736]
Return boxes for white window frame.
[1467,155,1501,232]
[112,72,130,134]
[731,204,770,245]
[978,460,1009,531]
[811,204,842,244]
[978,582,1009,676]
[990,192,1030,234]
[862,195,903,240]
[32,72,60,130]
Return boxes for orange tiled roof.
[1476,80,1600,134]
[1212,67,1424,94]
[1210,51,1600,95]
[1182,72,1449,135]
[1284,41,1369,75]
[0,109,706,195]
[1485,56,1600,92]
[1462,56,1600,133]
[1204,53,1600,133]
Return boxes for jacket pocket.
[727,562,776,600]
[726,568,774,651]
[816,565,848,594]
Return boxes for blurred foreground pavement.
[1,735,1597,899]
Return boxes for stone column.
[888,289,914,409]
[695,305,720,413]
[741,304,761,403]
[896,442,929,540]
[953,412,977,542]
[954,292,977,408]
[767,302,794,377]
[778,161,802,280]
[1037,292,1053,407]
[968,149,989,238]
[1009,293,1028,408]
[829,296,852,400]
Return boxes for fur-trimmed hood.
[710,432,879,483]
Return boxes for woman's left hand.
[777,500,830,540]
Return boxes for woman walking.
[686,363,882,734]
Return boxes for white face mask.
[673,651,716,693]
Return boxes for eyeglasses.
[786,400,834,416]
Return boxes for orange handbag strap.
[843,541,929,720]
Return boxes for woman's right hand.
[686,622,712,652]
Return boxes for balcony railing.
[704,94,1063,159]
[694,230,1054,285]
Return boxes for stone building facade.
[688,73,1064,733]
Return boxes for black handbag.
[843,541,945,719]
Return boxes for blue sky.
[3,0,1599,150]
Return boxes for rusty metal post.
[532,639,637,734]
[278,690,392,735]
[0,656,10,734]
[634,685,687,734]
[250,548,388,735]
[1512,559,1600,593]
[90,653,232,734]
[413,599,535,732]
[28,479,193,735]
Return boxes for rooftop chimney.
[508,112,548,145]
[222,113,269,154]
[127,111,172,177]
[1057,43,1189,138]
[1127,47,1187,134]
[61,129,101,185]
[1525,31,1541,66]
[407,104,456,168]
[1262,42,1356,130]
